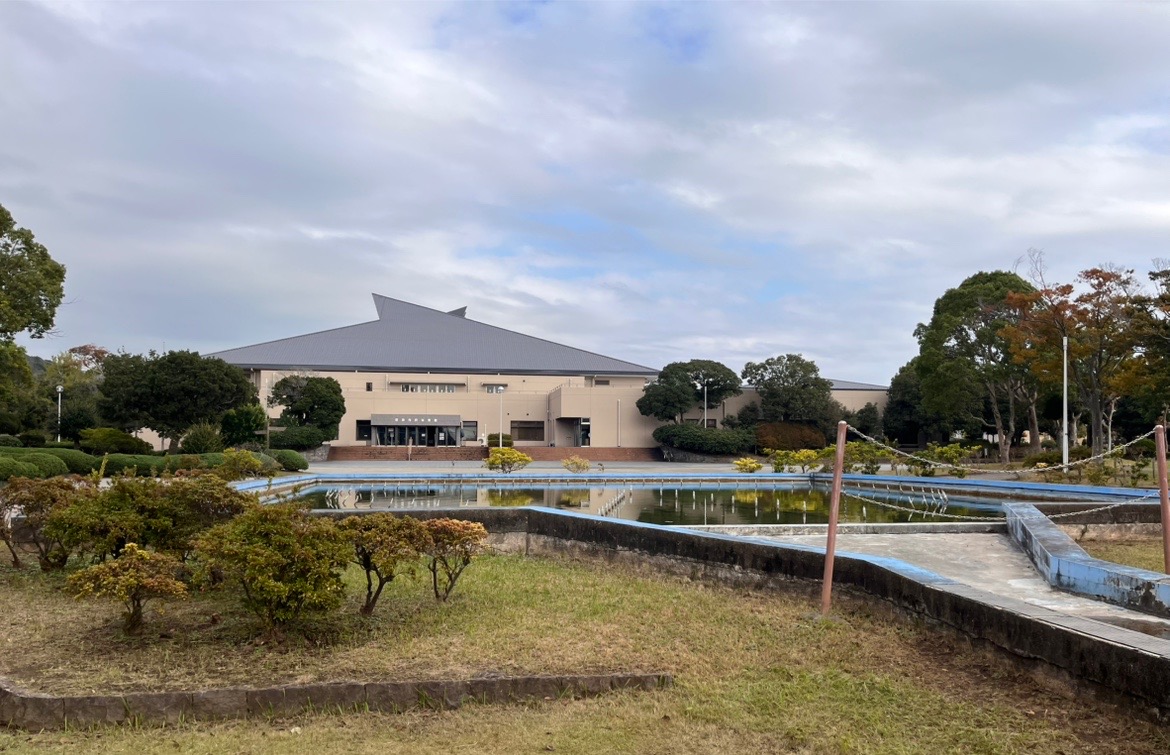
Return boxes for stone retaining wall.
[0,673,671,731]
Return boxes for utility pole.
[1062,336,1069,468]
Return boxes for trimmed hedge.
[270,449,309,472]
[1022,446,1093,468]
[0,447,100,475]
[17,431,47,448]
[102,454,167,477]
[268,425,328,451]
[0,456,39,481]
[756,422,827,451]
[20,453,70,478]
[653,424,754,455]
[486,433,514,448]
[79,427,154,455]
[0,434,21,447]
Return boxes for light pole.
[55,385,63,443]
[702,383,708,428]
[1062,336,1069,468]
[498,388,504,448]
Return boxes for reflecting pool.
[285,483,1001,526]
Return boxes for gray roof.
[209,294,658,376]
[828,379,889,391]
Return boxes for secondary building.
[209,294,887,455]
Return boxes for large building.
[210,294,887,455]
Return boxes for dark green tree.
[101,351,255,449]
[268,376,345,438]
[220,403,269,446]
[636,360,742,424]
[0,203,66,341]
[686,359,742,409]
[852,402,883,438]
[0,343,50,433]
[740,354,843,435]
[915,271,1037,463]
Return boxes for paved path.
[761,532,1170,639]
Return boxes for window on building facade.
[594,379,610,386]
[485,384,506,394]
[510,420,544,442]
[356,420,372,441]
[400,384,457,393]
[461,421,478,441]
[365,382,373,392]
[706,419,717,429]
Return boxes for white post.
[703,384,708,428]
[498,388,504,448]
[55,385,63,443]
[1062,336,1069,468]
[617,399,621,447]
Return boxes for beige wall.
[254,369,660,448]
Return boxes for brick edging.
[0,673,672,731]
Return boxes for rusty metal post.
[1156,425,1170,574]
[821,420,849,616]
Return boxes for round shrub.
[161,454,205,473]
[653,424,754,455]
[269,449,308,472]
[80,428,154,455]
[755,422,827,451]
[0,434,22,447]
[40,449,100,475]
[0,456,39,481]
[199,452,226,468]
[20,453,70,478]
[180,422,224,454]
[102,454,166,477]
[253,452,281,474]
[17,431,47,448]
[268,425,328,451]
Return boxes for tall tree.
[915,271,1037,463]
[268,375,345,438]
[1005,259,1143,456]
[0,342,49,434]
[0,203,66,341]
[635,359,741,424]
[37,347,106,441]
[102,351,255,448]
[740,354,843,435]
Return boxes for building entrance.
[370,414,461,447]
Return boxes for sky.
[2,1,1169,386]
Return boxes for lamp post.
[55,385,63,443]
[498,387,504,449]
[702,383,708,428]
[1062,336,1069,468]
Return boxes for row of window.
[684,419,719,428]
[355,419,546,443]
[361,383,504,393]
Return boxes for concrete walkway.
[760,531,1170,639]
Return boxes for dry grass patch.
[1081,539,1167,573]
[0,555,1168,753]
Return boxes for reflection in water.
[290,484,999,525]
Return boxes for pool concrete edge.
[1005,502,1170,619]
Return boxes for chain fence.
[845,425,1157,476]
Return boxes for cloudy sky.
[3,2,1169,385]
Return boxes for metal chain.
[1026,490,1160,520]
[845,425,1157,475]
[845,490,1007,522]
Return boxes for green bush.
[41,448,100,474]
[68,543,187,634]
[180,422,224,454]
[253,452,281,474]
[1,477,99,570]
[0,434,22,447]
[20,453,69,478]
[44,441,77,449]
[268,425,328,451]
[1022,446,1094,468]
[756,422,827,451]
[270,449,309,472]
[0,456,39,481]
[45,473,255,562]
[102,454,166,477]
[80,427,153,455]
[1125,439,1157,460]
[421,518,488,601]
[653,424,753,455]
[195,505,350,631]
[340,513,428,615]
[161,454,205,473]
[199,452,226,467]
[17,431,47,448]
[485,433,514,448]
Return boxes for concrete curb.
[1005,502,1170,619]
[0,673,672,731]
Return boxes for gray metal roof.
[209,294,659,376]
[828,379,889,391]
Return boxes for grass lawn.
[1,554,1167,754]
[1081,539,1167,574]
